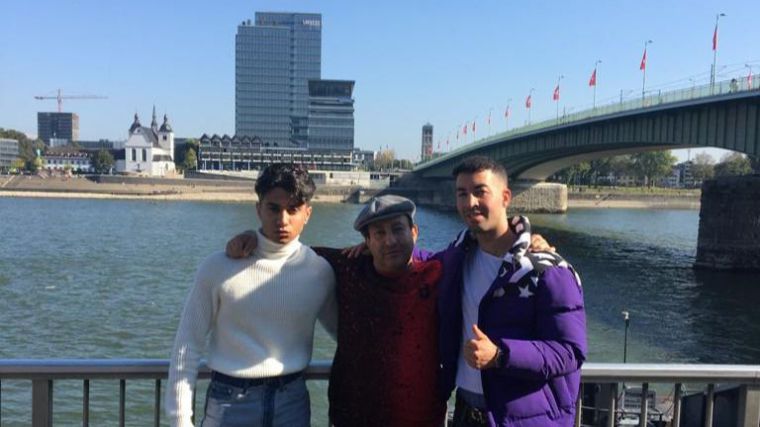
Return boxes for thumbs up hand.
[464,324,500,370]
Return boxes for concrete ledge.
[377,174,567,213]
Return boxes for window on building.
[132,149,136,161]
[142,150,147,162]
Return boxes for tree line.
[550,150,757,187]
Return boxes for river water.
[0,198,758,425]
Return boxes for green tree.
[0,128,30,143]
[182,147,197,171]
[91,149,115,174]
[690,152,715,183]
[748,155,760,174]
[714,152,752,177]
[631,151,677,187]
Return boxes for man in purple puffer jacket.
[437,156,587,427]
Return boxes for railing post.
[607,383,617,427]
[31,379,53,427]
[639,382,649,427]
[704,383,715,427]
[737,385,760,427]
[672,383,683,427]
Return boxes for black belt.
[211,370,302,388]
[455,390,488,426]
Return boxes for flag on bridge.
[640,47,647,70]
[463,123,467,135]
[525,94,532,108]
[553,85,560,101]
[472,120,476,134]
[589,68,597,86]
[505,105,511,118]
[712,24,718,51]
[749,69,754,88]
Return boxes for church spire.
[129,113,141,134]
[150,105,158,133]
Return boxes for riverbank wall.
[695,175,760,271]
[0,175,379,203]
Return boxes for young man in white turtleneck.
[166,164,337,427]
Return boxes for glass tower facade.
[307,80,355,152]
[235,12,322,147]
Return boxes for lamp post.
[622,310,630,363]
[592,60,602,109]
[711,13,726,91]
[642,40,653,103]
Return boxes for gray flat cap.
[353,195,416,231]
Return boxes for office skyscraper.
[235,12,322,147]
[307,80,354,151]
[37,112,79,144]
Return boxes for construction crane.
[34,89,107,112]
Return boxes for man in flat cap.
[226,194,446,426]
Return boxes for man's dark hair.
[255,163,316,204]
[452,156,508,186]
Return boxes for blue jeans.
[200,375,310,427]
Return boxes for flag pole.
[642,40,653,104]
[555,75,564,122]
[505,98,512,131]
[593,60,602,109]
[527,88,535,125]
[711,13,726,92]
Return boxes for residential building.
[115,108,176,177]
[37,112,79,144]
[42,146,92,173]
[307,79,354,151]
[421,123,433,161]
[0,138,19,171]
[235,12,322,147]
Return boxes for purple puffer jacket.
[436,217,587,427]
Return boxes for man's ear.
[411,224,419,243]
[502,187,512,209]
[304,203,313,222]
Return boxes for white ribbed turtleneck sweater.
[166,231,337,427]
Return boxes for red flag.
[712,24,718,51]
[640,48,647,70]
[525,95,532,108]
[472,120,476,133]
[589,68,597,86]
[505,105,511,118]
[552,85,560,101]
[749,70,754,88]
[463,123,467,135]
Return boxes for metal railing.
[416,76,760,172]
[1,360,759,427]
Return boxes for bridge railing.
[418,76,760,170]
[2,360,760,427]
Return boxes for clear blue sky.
[2,0,758,162]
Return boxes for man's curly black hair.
[254,163,316,205]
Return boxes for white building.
[42,146,93,173]
[116,108,176,176]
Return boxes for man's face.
[364,215,419,276]
[256,187,312,244]
[455,169,511,235]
